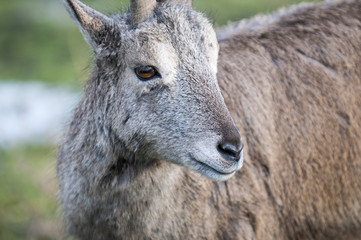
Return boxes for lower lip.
[190,156,236,176]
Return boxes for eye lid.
[134,65,161,81]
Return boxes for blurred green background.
[0,0,318,239]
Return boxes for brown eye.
[135,66,160,81]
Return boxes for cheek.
[113,72,139,124]
[121,68,151,98]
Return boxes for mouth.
[188,155,237,180]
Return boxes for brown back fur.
[58,0,361,239]
[218,0,361,238]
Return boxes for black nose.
[218,141,244,162]
[217,120,243,162]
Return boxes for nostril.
[217,142,243,161]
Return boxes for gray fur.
[58,0,361,239]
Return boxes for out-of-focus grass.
[0,145,63,240]
[0,0,90,88]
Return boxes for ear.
[157,0,193,7]
[63,0,112,48]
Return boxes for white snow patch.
[0,82,81,148]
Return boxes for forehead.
[119,3,216,54]
[155,4,216,51]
